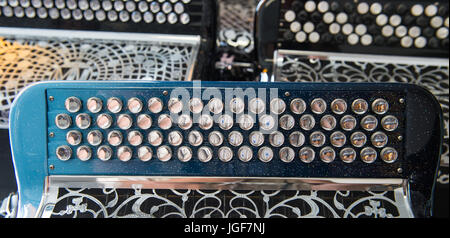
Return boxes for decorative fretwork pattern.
[48,188,410,218]
[0,35,198,127]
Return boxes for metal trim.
[47,176,405,191]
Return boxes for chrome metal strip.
[47,176,405,191]
[0,27,201,45]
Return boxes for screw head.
[397,168,403,173]
[49,132,55,137]
[49,96,54,101]
[49,165,55,170]
[284,92,291,97]
[163,91,168,96]
[397,135,403,141]
[399,98,405,104]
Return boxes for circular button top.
[238,146,253,162]
[127,97,143,114]
[87,97,103,113]
[107,97,123,113]
[55,113,72,129]
[147,130,163,146]
[279,147,295,163]
[177,146,192,162]
[198,146,213,162]
[258,146,274,163]
[148,97,163,114]
[56,145,72,161]
[65,96,82,113]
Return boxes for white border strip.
[0,27,201,45]
[276,49,450,67]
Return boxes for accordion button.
[137,114,152,130]
[320,146,336,163]
[138,146,153,162]
[299,114,315,131]
[209,131,224,147]
[87,130,103,146]
[361,115,378,131]
[258,146,274,162]
[77,146,92,161]
[381,147,398,163]
[117,146,133,162]
[128,130,144,146]
[310,131,326,147]
[279,147,295,163]
[148,130,163,146]
[238,146,253,162]
[350,131,367,147]
[188,130,203,146]
[340,147,356,163]
[330,131,346,148]
[117,114,133,130]
[157,146,172,162]
[289,131,305,147]
[66,130,82,146]
[148,97,163,114]
[360,147,377,163]
[299,147,315,163]
[56,145,72,161]
[177,146,192,162]
[218,147,233,162]
[249,131,265,147]
[107,130,123,146]
[168,131,183,146]
[97,145,112,161]
[55,113,72,129]
[198,146,213,162]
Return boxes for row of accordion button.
[55,144,398,164]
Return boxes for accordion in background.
[0,0,217,127]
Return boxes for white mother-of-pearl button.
[303,21,314,33]
[304,0,316,12]
[296,31,307,43]
[436,27,449,39]
[395,25,407,37]
[382,25,394,37]
[284,10,296,22]
[430,16,444,28]
[317,1,329,13]
[414,36,427,48]
[309,32,320,43]
[290,21,301,33]
[389,15,401,27]
[347,33,359,45]
[342,23,353,35]
[401,36,413,48]
[357,2,369,14]
[376,14,388,26]
[370,3,382,15]
[425,4,438,17]
[355,24,367,35]
[329,23,340,34]
[411,4,424,16]
[336,12,348,24]
[408,26,421,38]
[361,34,373,46]
[323,12,334,24]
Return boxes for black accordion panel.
[256,0,449,67]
